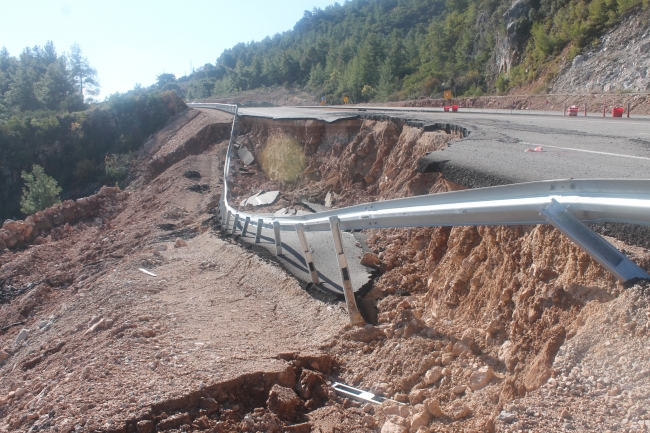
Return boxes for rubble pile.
[0,186,127,251]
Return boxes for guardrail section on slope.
[188,102,650,326]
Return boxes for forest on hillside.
[0,42,187,220]
[177,0,648,102]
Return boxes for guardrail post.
[540,199,650,282]
[295,223,320,285]
[329,216,365,326]
[242,216,250,236]
[273,221,282,255]
[224,210,231,233]
[233,213,240,234]
[255,219,263,243]
[219,200,226,227]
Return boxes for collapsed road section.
[1,104,650,432]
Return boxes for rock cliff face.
[492,0,531,78]
[552,9,650,93]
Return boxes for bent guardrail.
[188,102,650,326]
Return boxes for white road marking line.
[521,142,650,161]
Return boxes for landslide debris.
[225,113,650,432]
[2,107,649,433]
[0,108,367,432]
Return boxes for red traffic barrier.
[568,105,579,116]
[452,105,458,112]
[612,107,624,117]
[443,106,450,112]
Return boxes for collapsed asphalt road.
[239,106,650,186]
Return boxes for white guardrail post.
[295,223,320,285]
[224,210,231,233]
[273,221,282,255]
[189,102,650,303]
[329,216,366,326]
[233,213,240,235]
[255,219,263,244]
[242,216,251,237]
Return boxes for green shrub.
[495,73,510,94]
[104,153,134,187]
[20,164,62,214]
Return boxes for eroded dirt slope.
[227,114,650,432]
[2,108,649,433]
[0,109,376,432]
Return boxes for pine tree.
[20,165,62,214]
[377,60,397,101]
[358,33,384,87]
[6,63,39,111]
[69,43,99,102]
[37,58,74,110]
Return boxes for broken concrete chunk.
[345,324,385,342]
[424,398,443,417]
[452,384,466,395]
[245,191,279,207]
[382,403,410,418]
[410,410,432,432]
[324,191,333,208]
[237,146,255,165]
[381,420,407,433]
[423,366,443,385]
[301,200,328,213]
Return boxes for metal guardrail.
[188,103,650,325]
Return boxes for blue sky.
[1,0,339,98]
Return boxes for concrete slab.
[243,191,279,207]
[237,146,255,165]
[302,200,329,213]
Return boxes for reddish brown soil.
[2,108,649,433]
[228,114,650,432]
[0,109,370,432]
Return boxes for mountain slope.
[177,0,649,102]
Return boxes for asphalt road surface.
[230,105,650,301]
[239,106,650,187]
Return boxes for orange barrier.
[452,105,458,112]
[612,107,624,117]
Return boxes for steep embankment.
[2,109,649,432]
[229,113,650,432]
[0,108,379,433]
